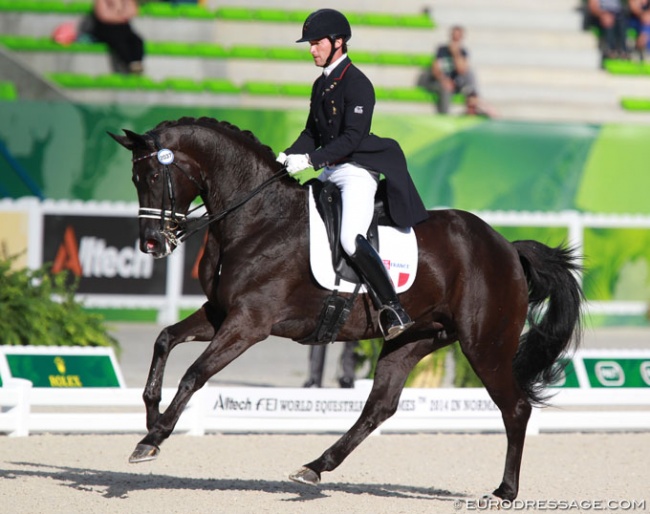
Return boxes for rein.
[134,130,288,245]
[178,167,288,242]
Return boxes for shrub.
[0,254,119,352]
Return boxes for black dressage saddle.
[308,179,392,284]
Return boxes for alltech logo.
[52,225,153,279]
[43,214,166,295]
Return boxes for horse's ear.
[107,129,147,150]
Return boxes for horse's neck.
[202,163,307,243]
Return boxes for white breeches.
[319,162,378,256]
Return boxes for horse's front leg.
[130,311,267,463]
[290,339,434,484]
[143,304,222,430]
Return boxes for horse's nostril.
[146,239,158,252]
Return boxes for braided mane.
[153,116,277,163]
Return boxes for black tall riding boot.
[349,235,414,340]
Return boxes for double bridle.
[133,131,287,247]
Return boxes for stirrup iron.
[378,304,414,341]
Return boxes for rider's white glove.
[285,153,311,174]
[276,152,288,165]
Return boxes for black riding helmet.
[297,9,351,67]
[296,9,351,43]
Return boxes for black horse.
[109,117,583,501]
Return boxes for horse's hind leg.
[290,339,435,485]
[460,331,531,501]
[142,303,222,431]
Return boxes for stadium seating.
[0,2,444,107]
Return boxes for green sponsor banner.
[583,358,650,388]
[0,347,123,388]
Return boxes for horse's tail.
[512,240,584,405]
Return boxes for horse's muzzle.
[141,228,174,259]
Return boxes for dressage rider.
[277,9,429,340]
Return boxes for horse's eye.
[150,172,160,184]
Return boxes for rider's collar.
[323,53,347,77]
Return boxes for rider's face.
[309,38,340,67]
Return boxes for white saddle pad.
[308,185,418,293]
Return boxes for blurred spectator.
[587,0,629,60]
[303,342,358,389]
[629,0,650,60]
[426,26,479,115]
[86,0,145,74]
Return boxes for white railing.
[1,198,649,323]
[2,379,649,437]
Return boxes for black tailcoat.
[285,56,428,228]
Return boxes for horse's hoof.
[129,444,160,463]
[289,466,320,486]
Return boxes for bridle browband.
[134,130,288,246]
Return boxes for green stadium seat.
[0,34,106,53]
[348,50,379,65]
[279,83,313,97]
[1,34,431,68]
[47,72,96,88]
[146,41,196,57]
[288,10,312,23]
[242,82,283,95]
[355,13,397,27]
[377,52,420,66]
[47,71,444,105]
[385,87,433,102]
[138,2,213,19]
[163,77,205,92]
[228,46,269,60]
[267,47,305,61]
[0,2,435,28]
[399,14,435,29]
[621,98,650,111]
[93,74,138,89]
[202,78,239,94]
[0,0,90,14]
[252,9,291,23]
[191,43,228,58]
[604,59,650,76]
[214,6,253,21]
